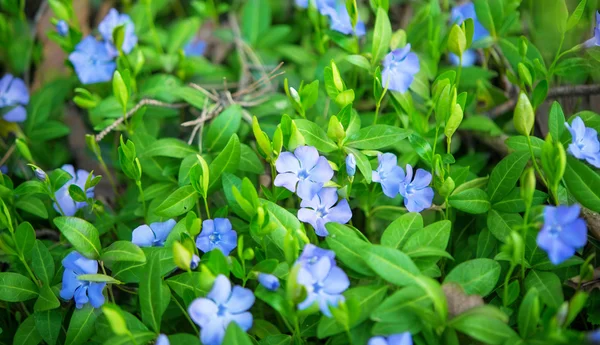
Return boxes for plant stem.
[203,196,211,219]
[136,180,147,223]
[503,263,516,307]
[100,262,115,303]
[144,0,164,54]
[98,156,118,197]
[172,296,199,333]
[526,135,548,187]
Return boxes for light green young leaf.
[53,217,102,259]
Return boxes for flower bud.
[438,177,455,198]
[444,103,463,139]
[330,60,344,92]
[190,254,200,270]
[289,87,300,103]
[448,24,466,57]
[258,273,280,291]
[346,153,356,177]
[56,20,68,37]
[327,115,345,142]
[173,241,192,271]
[514,92,534,136]
[520,167,536,208]
[243,248,254,261]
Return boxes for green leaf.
[450,312,516,344]
[524,270,563,308]
[371,285,431,323]
[476,229,496,258]
[548,101,566,141]
[473,0,496,36]
[13,314,42,345]
[239,144,265,174]
[345,125,411,150]
[0,272,38,302]
[448,188,490,214]
[65,305,101,345]
[223,322,254,345]
[101,241,146,264]
[403,220,451,252]
[15,221,36,258]
[346,54,371,71]
[53,217,102,259]
[371,7,392,67]
[32,240,55,284]
[487,210,522,242]
[444,259,501,297]
[518,288,540,338]
[366,245,419,286]
[34,284,60,312]
[16,197,49,219]
[139,252,171,332]
[381,213,423,249]
[505,136,544,157]
[35,310,62,345]
[77,274,122,284]
[487,151,530,203]
[167,272,210,305]
[208,134,241,190]
[155,185,198,218]
[141,138,197,159]
[564,156,600,213]
[294,119,338,153]
[325,223,375,276]
[241,0,271,45]
[204,105,243,152]
[166,17,201,54]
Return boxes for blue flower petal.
[132,224,156,247]
[88,282,106,308]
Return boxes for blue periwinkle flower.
[585,12,600,47]
[381,44,420,93]
[34,168,47,181]
[54,165,94,216]
[565,116,600,168]
[297,243,336,267]
[449,50,477,67]
[156,334,169,345]
[537,204,587,265]
[322,4,365,36]
[368,333,413,345]
[184,39,206,57]
[190,254,200,270]
[297,256,349,317]
[0,74,29,123]
[98,8,138,56]
[56,20,68,36]
[196,218,237,256]
[372,153,404,198]
[274,146,334,201]
[258,273,280,291]
[298,188,352,237]
[296,0,335,12]
[188,275,255,345]
[0,166,7,174]
[346,153,356,177]
[132,219,176,247]
[399,164,434,213]
[60,251,106,309]
[68,36,116,85]
[451,2,489,42]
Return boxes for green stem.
[526,135,548,187]
[369,205,406,217]
[136,180,147,223]
[173,296,199,333]
[98,156,118,197]
[271,163,277,197]
[21,257,41,288]
[373,98,381,125]
[455,57,463,87]
[548,34,566,80]
[100,262,115,303]
[503,263,516,307]
[203,196,211,219]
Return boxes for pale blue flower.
[399,164,434,213]
[565,116,600,168]
[322,4,365,36]
[297,243,336,267]
[537,204,587,265]
[297,256,349,317]
[132,219,176,247]
[196,218,237,256]
[34,168,47,181]
[0,74,29,123]
[451,2,489,42]
[298,188,352,237]
[68,36,116,84]
[56,20,68,36]
[274,146,333,201]
[98,8,138,56]
[381,44,420,93]
[258,273,280,291]
[449,50,477,67]
[368,333,413,345]
[188,275,254,345]
[60,251,105,309]
[184,39,206,57]
[296,0,335,12]
[53,165,94,216]
[156,334,169,345]
[346,153,356,177]
[372,153,404,198]
[585,12,600,47]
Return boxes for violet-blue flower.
[449,50,477,67]
[565,116,600,168]
[346,153,356,177]
[399,164,434,213]
[372,153,404,198]
[585,12,600,47]
[322,4,366,37]
[381,44,420,93]
[298,188,352,237]
[368,333,413,345]
[60,251,106,309]
[537,204,587,265]
[132,219,176,247]
[188,275,255,345]
[98,8,138,56]
[295,0,335,12]
[297,243,336,267]
[297,256,349,317]
[68,36,116,85]
[184,39,206,57]
[56,20,68,36]
[274,146,334,201]
[196,218,237,256]
[258,273,280,291]
[0,74,29,123]
[53,164,94,216]
[156,334,169,345]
